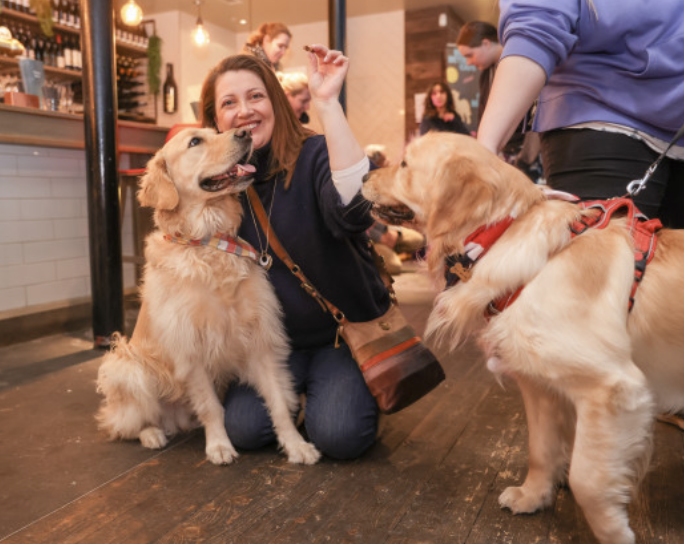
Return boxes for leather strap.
[246,185,396,323]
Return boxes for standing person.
[277,71,311,124]
[456,21,531,164]
[199,49,389,460]
[242,22,292,71]
[476,0,684,225]
[419,82,470,136]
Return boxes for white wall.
[0,144,137,316]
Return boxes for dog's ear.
[137,153,179,210]
[427,155,496,237]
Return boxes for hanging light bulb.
[193,0,210,47]
[121,0,144,27]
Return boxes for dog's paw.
[499,485,548,514]
[206,442,239,465]
[284,441,321,465]
[139,427,168,449]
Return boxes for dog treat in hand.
[303,45,314,52]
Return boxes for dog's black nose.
[362,172,371,183]
[234,129,251,140]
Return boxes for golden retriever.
[96,127,320,466]
[362,132,684,544]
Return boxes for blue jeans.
[223,343,379,460]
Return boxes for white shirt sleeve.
[331,156,370,206]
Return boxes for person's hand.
[304,45,348,107]
[379,228,399,249]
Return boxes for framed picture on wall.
[445,45,480,134]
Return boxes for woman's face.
[286,89,311,119]
[262,32,291,64]
[214,69,275,150]
[458,40,497,71]
[430,86,448,109]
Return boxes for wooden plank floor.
[1,268,683,544]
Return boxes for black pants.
[541,129,684,228]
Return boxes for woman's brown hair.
[423,82,456,119]
[199,54,312,188]
[456,21,499,47]
[245,22,292,47]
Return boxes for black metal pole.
[328,0,346,113]
[80,0,124,348]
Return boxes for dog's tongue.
[236,164,256,176]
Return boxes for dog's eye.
[188,137,202,148]
[400,160,407,168]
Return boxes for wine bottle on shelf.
[64,35,74,70]
[55,34,66,69]
[51,0,60,26]
[163,63,178,114]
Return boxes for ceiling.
[134,0,500,33]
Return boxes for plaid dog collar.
[163,233,258,261]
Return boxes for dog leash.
[627,121,684,196]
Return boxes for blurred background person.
[456,20,541,180]
[278,71,311,124]
[242,22,292,70]
[419,81,469,136]
[364,144,426,275]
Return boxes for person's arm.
[476,55,546,154]
[305,45,365,171]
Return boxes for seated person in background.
[364,144,426,275]
[278,71,311,124]
[419,82,470,136]
[242,22,292,71]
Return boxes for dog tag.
[259,252,273,270]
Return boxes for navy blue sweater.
[238,135,391,349]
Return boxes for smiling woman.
[197,50,391,461]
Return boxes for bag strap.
[246,185,345,321]
[246,185,397,324]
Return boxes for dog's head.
[138,127,255,237]
[362,132,542,271]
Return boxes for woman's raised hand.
[304,45,348,106]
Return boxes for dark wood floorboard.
[0,269,683,543]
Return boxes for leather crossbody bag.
[246,186,445,414]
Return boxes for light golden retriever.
[96,127,320,466]
[362,132,684,544]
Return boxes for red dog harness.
[444,197,662,315]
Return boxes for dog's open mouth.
[200,153,256,192]
[372,203,415,225]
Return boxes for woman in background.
[242,22,292,70]
[419,81,469,136]
[278,71,311,124]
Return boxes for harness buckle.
[450,262,473,282]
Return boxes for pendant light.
[121,0,144,27]
[192,0,210,47]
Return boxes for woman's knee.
[306,410,378,460]
[223,383,276,450]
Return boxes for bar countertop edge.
[0,103,168,154]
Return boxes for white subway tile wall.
[0,145,137,315]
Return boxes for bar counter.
[0,103,168,154]
[0,103,168,344]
